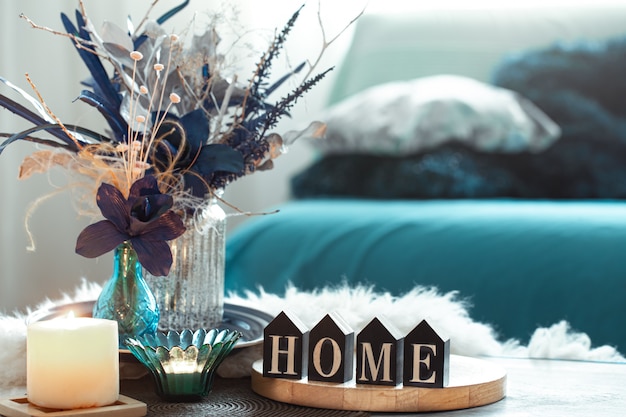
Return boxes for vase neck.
[113,241,142,282]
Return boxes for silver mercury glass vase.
[145,196,226,332]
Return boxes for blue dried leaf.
[0,94,80,153]
[134,0,190,49]
[194,144,244,175]
[77,90,127,140]
[264,61,306,97]
[156,0,190,25]
[61,12,121,110]
[180,109,209,150]
[0,123,99,155]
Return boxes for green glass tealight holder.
[125,328,242,402]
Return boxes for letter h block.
[356,316,404,386]
[263,311,309,379]
[308,312,355,383]
[403,320,450,388]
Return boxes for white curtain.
[0,0,355,312]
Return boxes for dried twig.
[302,1,366,82]
[20,13,98,57]
[132,0,161,35]
[19,10,138,94]
[24,73,83,150]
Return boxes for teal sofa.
[226,199,626,352]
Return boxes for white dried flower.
[133,161,151,171]
[131,140,143,151]
[169,93,181,104]
[135,115,146,123]
[130,51,143,61]
[153,63,165,72]
[139,86,148,94]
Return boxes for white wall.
[0,0,360,312]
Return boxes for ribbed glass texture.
[146,198,226,332]
[92,241,160,347]
[125,328,242,402]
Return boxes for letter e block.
[263,311,309,379]
[356,316,404,386]
[308,312,355,383]
[403,320,450,388]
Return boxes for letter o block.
[308,313,354,383]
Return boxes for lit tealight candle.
[27,313,119,410]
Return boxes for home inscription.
[263,311,450,388]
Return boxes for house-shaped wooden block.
[403,319,450,388]
[263,310,309,379]
[308,312,355,383]
[356,316,404,386]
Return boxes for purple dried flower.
[75,175,186,276]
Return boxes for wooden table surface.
[116,356,625,416]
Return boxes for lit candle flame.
[164,361,199,374]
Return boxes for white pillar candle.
[27,316,119,410]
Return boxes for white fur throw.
[1,280,624,397]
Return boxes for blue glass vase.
[93,241,159,347]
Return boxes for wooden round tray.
[251,355,506,412]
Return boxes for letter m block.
[263,311,309,379]
[356,316,404,386]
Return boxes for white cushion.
[316,75,561,156]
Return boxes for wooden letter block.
[403,320,450,388]
[356,316,404,386]
[308,312,355,383]
[263,311,309,379]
